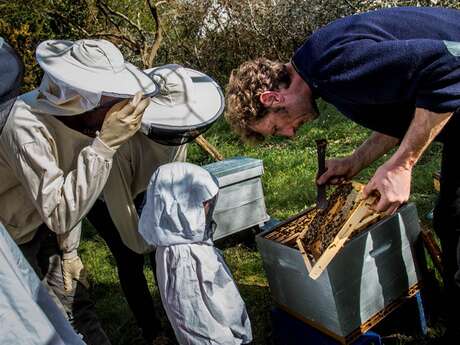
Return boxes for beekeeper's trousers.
[86,198,166,343]
[433,113,460,337]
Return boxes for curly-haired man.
[226,6,460,341]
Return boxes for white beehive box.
[203,157,269,240]
[256,203,422,344]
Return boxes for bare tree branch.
[93,32,139,50]
[246,0,281,59]
[97,0,146,41]
[43,9,92,37]
[195,135,224,161]
[95,1,124,34]
[145,0,162,68]
[343,0,359,11]
[42,5,144,53]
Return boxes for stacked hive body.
[202,157,269,240]
[256,183,422,344]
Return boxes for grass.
[80,101,444,344]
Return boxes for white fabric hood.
[139,162,219,246]
[0,38,23,104]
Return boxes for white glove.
[99,92,150,150]
[62,256,90,292]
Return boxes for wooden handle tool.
[316,139,328,210]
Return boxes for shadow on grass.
[90,279,274,345]
[238,283,275,345]
[90,280,174,345]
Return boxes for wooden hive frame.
[264,181,384,279]
[296,181,383,280]
[264,207,318,247]
[433,171,440,192]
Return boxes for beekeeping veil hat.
[0,38,23,133]
[139,162,219,246]
[141,64,224,145]
[30,39,159,115]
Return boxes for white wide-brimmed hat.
[141,64,224,145]
[36,39,158,98]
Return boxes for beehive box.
[203,157,269,240]
[256,203,422,344]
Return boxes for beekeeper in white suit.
[0,38,177,345]
[84,63,223,344]
[139,162,253,345]
[0,37,85,345]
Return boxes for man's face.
[76,95,123,130]
[251,72,319,139]
[250,101,318,138]
[98,95,122,113]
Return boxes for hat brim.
[141,68,224,130]
[36,40,158,98]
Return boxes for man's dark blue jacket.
[292,7,460,141]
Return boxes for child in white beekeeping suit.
[139,162,252,345]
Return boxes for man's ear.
[260,91,284,107]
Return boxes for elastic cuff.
[92,137,116,159]
[62,249,78,260]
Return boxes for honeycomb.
[264,208,317,247]
[299,182,359,260]
[265,182,382,266]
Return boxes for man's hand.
[317,132,399,186]
[317,155,362,185]
[99,92,150,150]
[363,161,412,215]
[62,256,90,292]
[363,107,452,215]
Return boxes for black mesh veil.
[146,121,217,146]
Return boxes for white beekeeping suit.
[139,162,252,345]
[0,223,86,345]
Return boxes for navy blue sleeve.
[294,37,460,114]
[292,6,460,114]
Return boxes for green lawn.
[80,101,443,344]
